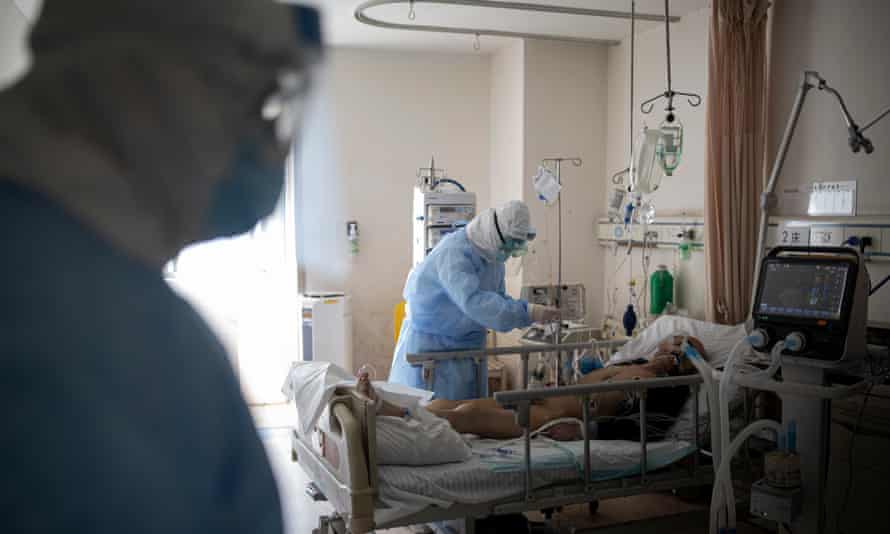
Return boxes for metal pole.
[407,340,615,364]
[630,0,635,168]
[861,106,890,133]
[521,353,529,390]
[752,71,817,307]
[555,159,563,386]
[557,159,562,295]
[582,395,591,489]
[423,362,435,391]
[476,356,486,398]
[664,0,671,95]
[517,399,532,501]
[692,384,700,476]
[639,393,648,484]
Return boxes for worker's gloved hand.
[528,303,562,323]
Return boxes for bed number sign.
[778,224,810,247]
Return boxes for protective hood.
[466,200,535,262]
[0,0,321,267]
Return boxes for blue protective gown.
[0,183,282,533]
[388,229,532,400]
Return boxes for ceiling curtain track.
[355,0,681,47]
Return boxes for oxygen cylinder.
[649,265,674,315]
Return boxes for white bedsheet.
[281,361,433,436]
[374,436,695,525]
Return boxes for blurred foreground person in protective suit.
[0,1,322,531]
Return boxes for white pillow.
[376,407,471,466]
[610,315,747,366]
[608,316,749,443]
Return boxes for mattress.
[374,436,695,525]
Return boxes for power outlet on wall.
[844,227,882,253]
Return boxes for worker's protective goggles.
[492,210,533,261]
[501,238,529,258]
[261,6,324,148]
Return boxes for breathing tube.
[685,330,787,534]
[675,335,723,518]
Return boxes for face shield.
[204,4,326,239]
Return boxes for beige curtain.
[705,0,771,324]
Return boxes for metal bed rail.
[493,374,705,502]
[407,339,628,394]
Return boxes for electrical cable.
[870,274,890,296]
[836,384,874,534]
[434,178,466,192]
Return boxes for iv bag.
[638,200,656,225]
[657,118,683,176]
[630,126,663,194]
[532,166,561,205]
[607,187,626,222]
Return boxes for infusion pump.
[750,247,869,362]
[412,188,476,266]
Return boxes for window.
[165,156,299,405]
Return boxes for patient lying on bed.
[361,336,705,442]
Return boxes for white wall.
[489,40,526,301]
[601,8,710,323]
[769,0,890,321]
[297,48,492,376]
[769,0,890,218]
[522,39,610,329]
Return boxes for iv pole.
[542,157,582,385]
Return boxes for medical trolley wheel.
[588,500,600,515]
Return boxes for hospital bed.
[291,324,727,534]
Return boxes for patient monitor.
[750,246,869,362]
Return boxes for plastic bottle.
[649,265,674,315]
[656,117,683,176]
[622,304,637,337]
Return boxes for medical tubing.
[717,337,752,527]
[682,338,727,527]
[678,336,722,462]
[717,338,783,527]
[434,178,466,192]
[871,274,890,296]
[710,419,782,534]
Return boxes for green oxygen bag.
[650,265,674,315]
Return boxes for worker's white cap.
[496,200,536,242]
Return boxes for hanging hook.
[675,91,703,107]
[473,32,481,51]
[640,93,662,114]
[639,0,702,115]
[408,0,416,20]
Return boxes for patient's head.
[651,335,706,375]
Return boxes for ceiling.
[296,0,708,54]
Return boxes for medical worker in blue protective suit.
[389,201,562,400]
[0,2,321,532]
